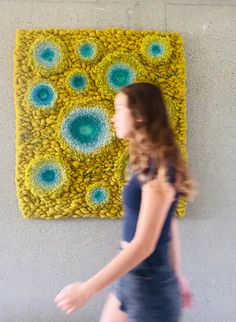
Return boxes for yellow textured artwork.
[14,28,187,219]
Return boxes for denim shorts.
[111,246,182,322]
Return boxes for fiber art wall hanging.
[14,28,187,219]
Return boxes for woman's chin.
[115,128,131,139]
[116,132,126,139]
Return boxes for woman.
[55,82,198,321]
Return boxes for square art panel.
[14,28,187,219]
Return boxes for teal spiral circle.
[106,63,135,91]
[61,107,112,153]
[77,41,97,60]
[28,82,57,108]
[90,187,108,205]
[148,42,164,57]
[33,41,61,68]
[31,161,65,191]
[68,73,87,91]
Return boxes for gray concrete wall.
[0,0,235,321]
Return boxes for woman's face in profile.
[112,92,135,139]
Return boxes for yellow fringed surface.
[14,28,187,219]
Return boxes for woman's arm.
[169,216,194,309]
[169,216,182,277]
[55,166,176,314]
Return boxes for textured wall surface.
[0,1,235,321]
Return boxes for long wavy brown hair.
[120,82,198,202]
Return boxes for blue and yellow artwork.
[14,28,187,219]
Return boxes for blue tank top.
[121,159,180,265]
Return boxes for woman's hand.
[176,274,194,309]
[54,282,94,315]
